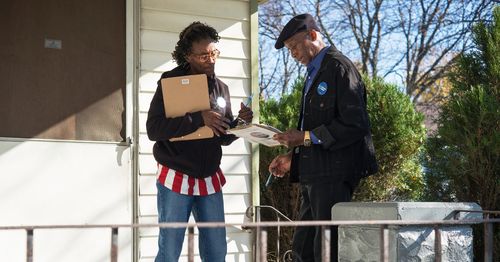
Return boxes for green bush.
[354,76,426,201]
[424,87,499,207]
[423,6,499,260]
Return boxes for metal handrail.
[451,209,500,219]
[246,205,293,222]
[245,205,292,261]
[1,218,499,262]
[3,218,500,230]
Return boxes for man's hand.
[273,129,305,148]
[201,110,230,136]
[268,152,292,177]
[237,102,253,123]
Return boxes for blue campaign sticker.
[317,82,328,95]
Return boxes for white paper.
[227,124,282,147]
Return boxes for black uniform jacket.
[146,65,236,179]
[290,46,378,184]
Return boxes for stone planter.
[332,202,482,262]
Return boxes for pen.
[265,172,275,188]
[236,95,252,125]
[243,95,252,107]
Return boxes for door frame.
[126,0,140,260]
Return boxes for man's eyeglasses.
[191,49,220,62]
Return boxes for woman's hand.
[201,110,230,136]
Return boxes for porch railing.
[1,212,499,262]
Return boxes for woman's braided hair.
[172,22,220,66]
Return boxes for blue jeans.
[155,182,227,262]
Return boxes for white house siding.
[137,0,255,261]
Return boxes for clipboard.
[161,74,214,141]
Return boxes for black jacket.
[290,46,378,183]
[146,65,236,178]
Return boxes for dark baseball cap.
[275,13,320,49]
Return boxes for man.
[146,21,252,262]
[269,14,378,261]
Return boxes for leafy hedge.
[423,6,499,260]
[355,76,426,201]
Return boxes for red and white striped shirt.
[156,164,226,196]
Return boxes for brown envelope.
[161,74,214,141]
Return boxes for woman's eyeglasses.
[191,49,220,62]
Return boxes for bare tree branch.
[257,0,494,103]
